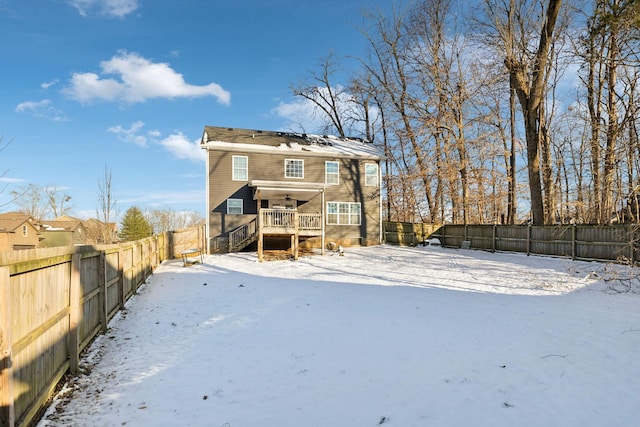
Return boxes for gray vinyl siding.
[207,149,381,247]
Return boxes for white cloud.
[68,0,139,18]
[107,121,205,163]
[65,72,124,102]
[158,132,206,163]
[41,79,59,89]
[15,99,67,122]
[0,177,25,184]
[63,51,231,105]
[271,97,323,133]
[107,120,152,147]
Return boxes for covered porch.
[250,180,326,261]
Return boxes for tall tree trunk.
[505,0,563,225]
[508,86,517,224]
[602,29,619,223]
[585,40,604,222]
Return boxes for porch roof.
[249,180,325,201]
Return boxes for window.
[325,161,339,185]
[232,156,248,181]
[365,163,378,187]
[285,159,304,178]
[227,198,243,214]
[326,202,361,225]
[22,225,28,237]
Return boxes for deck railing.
[299,212,322,231]
[229,218,257,251]
[259,209,322,233]
[261,209,295,228]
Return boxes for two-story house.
[0,212,41,251]
[201,126,384,260]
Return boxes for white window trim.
[232,155,248,181]
[365,163,378,187]
[227,198,243,214]
[326,201,361,225]
[325,161,339,185]
[285,158,304,179]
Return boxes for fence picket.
[1,226,204,427]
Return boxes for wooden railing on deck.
[261,209,295,228]
[259,209,322,234]
[299,213,322,231]
[229,218,257,251]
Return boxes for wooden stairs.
[229,219,258,252]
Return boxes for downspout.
[204,144,211,254]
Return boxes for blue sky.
[0,0,391,221]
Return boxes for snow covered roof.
[40,219,84,232]
[200,126,383,160]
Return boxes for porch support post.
[293,212,299,260]
[257,190,263,262]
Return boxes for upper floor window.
[325,161,339,185]
[232,156,248,181]
[285,159,304,178]
[365,163,378,187]
[22,225,28,237]
[227,198,243,214]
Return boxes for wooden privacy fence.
[429,224,639,263]
[384,222,441,246]
[0,226,204,427]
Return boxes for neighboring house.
[39,216,88,248]
[0,212,41,251]
[200,126,384,259]
[83,217,119,244]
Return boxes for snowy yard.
[37,245,640,427]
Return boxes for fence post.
[572,225,577,260]
[0,266,14,427]
[99,251,108,332]
[629,223,635,265]
[69,253,81,374]
[412,224,416,246]
[118,248,125,309]
[492,224,497,253]
[441,224,446,247]
[526,224,531,256]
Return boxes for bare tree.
[146,207,204,234]
[45,186,72,218]
[478,0,565,225]
[96,164,118,243]
[577,0,640,223]
[290,52,350,138]
[358,4,444,222]
[0,136,13,208]
[11,183,48,220]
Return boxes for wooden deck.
[258,209,323,261]
[228,209,324,257]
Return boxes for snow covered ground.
[37,244,640,427]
